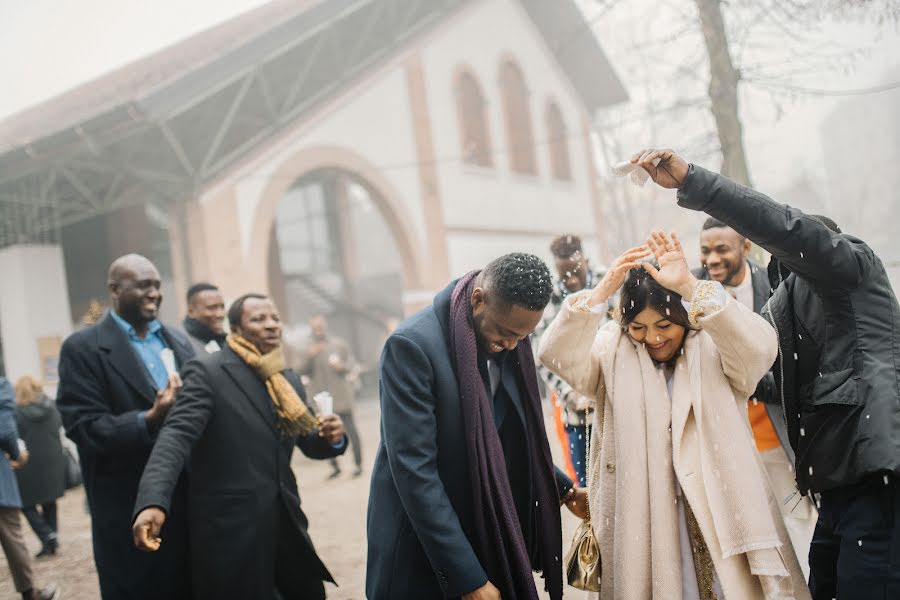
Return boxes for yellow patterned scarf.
[226,334,318,437]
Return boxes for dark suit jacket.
[57,313,195,600]
[366,281,572,600]
[133,345,345,600]
[693,260,790,460]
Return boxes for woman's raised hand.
[588,245,651,307]
[642,231,698,299]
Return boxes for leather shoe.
[31,583,60,600]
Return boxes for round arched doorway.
[267,168,406,392]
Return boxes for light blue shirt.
[110,311,172,437]
[110,311,170,391]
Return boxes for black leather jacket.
[678,165,900,494]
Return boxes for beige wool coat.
[538,293,811,600]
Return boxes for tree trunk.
[693,0,753,188]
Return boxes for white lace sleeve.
[680,280,728,327]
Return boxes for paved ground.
[2,398,589,599]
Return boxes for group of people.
[366,149,900,600]
[2,148,898,600]
[29,256,352,599]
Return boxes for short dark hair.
[702,217,744,242]
[701,217,728,231]
[186,282,219,305]
[618,266,692,330]
[482,253,552,311]
[550,235,583,259]
[227,293,268,329]
[810,214,841,233]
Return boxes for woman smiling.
[539,231,810,600]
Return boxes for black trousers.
[809,473,900,599]
[329,411,362,469]
[22,502,58,546]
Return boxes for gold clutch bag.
[565,405,602,592]
[565,518,601,591]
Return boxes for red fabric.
[550,391,578,484]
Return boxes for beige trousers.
[760,446,818,580]
[0,506,34,592]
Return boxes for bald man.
[57,254,195,599]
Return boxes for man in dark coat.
[636,149,900,599]
[367,253,588,600]
[57,254,194,599]
[693,217,817,577]
[133,293,347,600]
[179,282,227,355]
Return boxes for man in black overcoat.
[133,293,347,600]
[56,254,194,599]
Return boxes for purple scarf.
[449,272,563,600]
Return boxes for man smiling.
[132,293,346,599]
[180,282,227,354]
[57,254,194,599]
[367,253,587,600]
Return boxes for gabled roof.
[0,0,627,246]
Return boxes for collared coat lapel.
[161,326,195,371]
[749,260,772,313]
[671,331,700,455]
[96,314,156,404]
[220,347,277,432]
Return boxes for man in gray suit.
[694,217,817,577]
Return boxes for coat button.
[606,462,615,473]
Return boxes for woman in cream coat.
[539,231,809,600]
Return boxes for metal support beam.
[58,167,102,210]
[281,32,330,113]
[158,121,197,178]
[200,73,256,176]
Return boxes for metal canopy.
[0,0,627,248]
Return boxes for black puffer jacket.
[678,165,900,494]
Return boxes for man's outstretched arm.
[632,149,874,290]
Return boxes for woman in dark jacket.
[15,376,65,557]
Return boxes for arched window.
[545,100,571,181]
[498,60,537,175]
[454,70,493,168]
